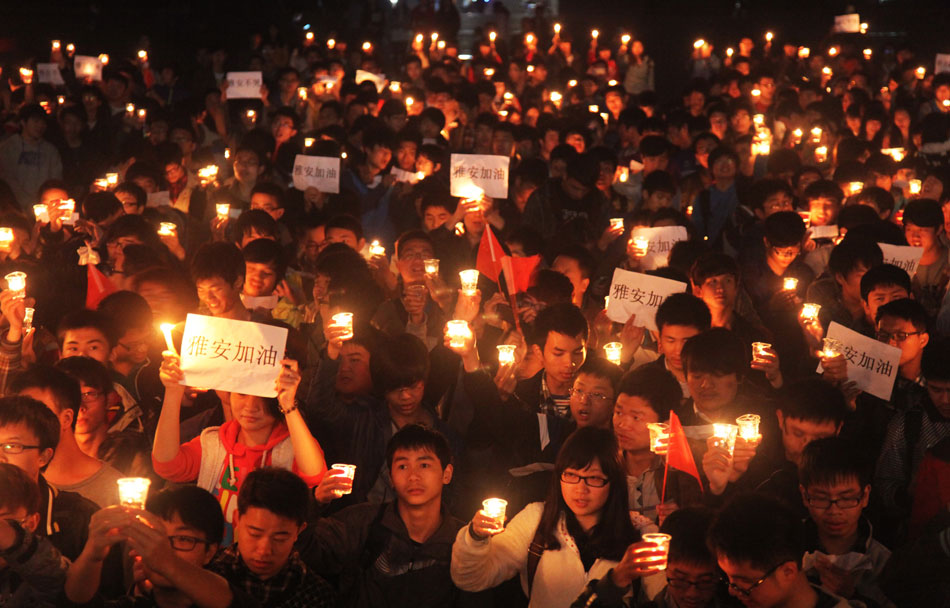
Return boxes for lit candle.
[568,79,578,88]
[57,95,65,105]
[126,103,135,115]
[330,464,356,497]
[59,199,75,215]
[489,31,497,43]
[591,29,599,39]
[415,33,424,45]
[246,109,256,120]
[436,40,445,50]
[19,67,33,82]
[782,277,798,291]
[160,323,176,352]
[304,137,315,148]
[368,240,386,257]
[198,165,219,183]
[0,228,12,249]
[459,269,480,295]
[117,477,151,510]
[415,171,425,181]
[137,108,146,120]
[916,66,926,79]
[632,236,649,256]
[828,46,838,57]
[603,342,622,365]
[693,39,705,49]
[736,414,761,441]
[712,423,739,456]
[423,258,439,277]
[610,217,624,231]
[137,49,148,61]
[607,79,618,87]
[298,86,308,101]
[621,34,631,45]
[753,113,764,126]
[446,320,471,348]
[726,47,734,57]
[908,179,922,195]
[405,96,414,108]
[821,337,842,359]
[863,48,872,60]
[431,32,439,43]
[882,148,905,162]
[647,422,669,453]
[765,31,773,42]
[52,40,60,51]
[814,146,828,163]
[640,533,672,570]
[389,81,401,93]
[224,148,231,160]
[305,32,314,41]
[792,128,803,144]
[497,344,516,366]
[752,341,771,361]
[550,91,562,104]
[331,312,354,340]
[588,104,599,113]
[94,178,109,189]
[216,203,230,219]
[482,497,507,530]
[554,23,561,34]
[5,272,26,299]
[23,307,34,333]
[362,42,372,52]
[65,43,75,54]
[158,222,176,236]
[617,168,629,183]
[821,66,832,77]
[327,38,336,49]
[798,47,810,59]
[98,53,109,65]
[848,181,864,196]
[800,303,821,323]
[33,204,46,221]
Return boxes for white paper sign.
[809,224,839,240]
[226,71,263,99]
[355,69,387,93]
[450,154,510,199]
[629,159,644,173]
[833,13,860,33]
[878,243,924,277]
[241,293,279,310]
[147,190,171,208]
[630,226,688,271]
[391,167,421,184]
[819,322,901,401]
[180,314,288,398]
[936,54,950,75]
[73,56,103,81]
[292,155,340,193]
[37,63,65,86]
[605,268,688,331]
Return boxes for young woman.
[451,427,664,607]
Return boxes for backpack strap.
[525,526,546,596]
[359,502,393,570]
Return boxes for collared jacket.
[0,521,69,608]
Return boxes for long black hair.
[536,427,639,561]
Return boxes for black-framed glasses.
[876,330,922,343]
[666,574,722,592]
[1,442,42,455]
[726,562,783,597]
[568,387,610,403]
[803,492,863,510]
[560,471,609,488]
[168,535,212,551]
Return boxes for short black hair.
[242,238,288,282]
[115,182,147,208]
[875,298,928,332]
[55,356,113,395]
[191,241,245,285]
[708,493,804,572]
[82,192,122,223]
[147,485,226,545]
[749,178,793,212]
[682,328,748,379]
[922,338,950,382]
[827,236,882,278]
[325,214,364,241]
[690,252,739,287]
[529,303,589,348]
[642,170,676,196]
[661,507,716,567]
[250,182,285,209]
[11,365,82,430]
[763,211,806,248]
[576,357,623,395]
[237,467,309,525]
[799,437,872,490]
[854,186,895,215]
[860,264,911,301]
[616,365,682,420]
[803,179,845,206]
[778,378,848,426]
[371,333,429,395]
[902,198,943,228]
[655,293,711,334]
[57,309,117,348]
[233,209,280,243]
[395,230,434,258]
[98,290,153,336]
[386,424,452,470]
[0,395,61,452]
[0,462,40,515]
[554,244,595,280]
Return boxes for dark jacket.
[0,522,69,608]
[37,474,98,561]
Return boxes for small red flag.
[86,264,117,309]
[662,411,703,500]
[505,254,541,293]
[476,227,505,283]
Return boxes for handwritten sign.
[355,69,387,93]
[937,54,950,75]
[878,243,924,277]
[147,191,171,208]
[180,314,288,398]
[226,71,263,99]
[37,63,65,85]
[391,167,422,184]
[819,322,901,401]
[630,226,688,271]
[450,154,510,199]
[293,155,341,193]
[833,13,860,33]
[605,268,688,331]
[74,56,102,81]
[809,224,839,240]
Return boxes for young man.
[648,507,728,608]
[805,236,882,333]
[341,126,396,247]
[860,263,912,337]
[191,241,251,321]
[803,180,845,229]
[638,293,711,399]
[691,147,740,249]
[799,438,891,606]
[324,214,367,253]
[210,468,337,606]
[903,198,949,316]
[551,245,595,311]
[299,425,478,607]
[569,357,622,429]
[57,309,115,363]
[11,367,124,508]
[708,493,849,607]
[876,298,930,389]
[690,252,769,347]
[640,170,676,213]
[97,290,155,402]
[0,104,63,206]
[242,237,304,328]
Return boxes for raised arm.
[152,350,186,463]
[277,358,327,480]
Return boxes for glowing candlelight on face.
[423,258,439,277]
[632,236,649,256]
[497,344,516,366]
[647,423,669,453]
[331,312,354,340]
[801,303,821,323]
[216,203,230,219]
[158,222,176,236]
[783,277,798,291]
[160,323,176,352]
[752,342,771,361]
[641,533,672,570]
[909,179,922,195]
[330,464,356,496]
[459,269,480,295]
[736,414,760,441]
[693,39,705,49]
[5,272,26,299]
[603,342,622,365]
[482,497,507,530]
[117,477,151,510]
[446,320,471,348]
[713,423,739,456]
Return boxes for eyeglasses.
[726,562,783,597]
[168,535,212,551]
[666,574,721,592]
[568,387,610,403]
[81,390,103,402]
[1,442,42,455]
[803,493,863,510]
[118,340,149,352]
[876,330,923,343]
[560,471,609,487]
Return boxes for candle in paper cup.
[459,269,479,295]
[693,39,705,49]
[33,204,46,221]
[94,178,109,189]
[368,240,386,257]
[640,533,671,570]
[5,272,26,299]
[331,312,354,340]
[246,109,256,120]
[304,137,315,148]
[647,422,669,453]
[810,126,822,142]
[0,228,13,248]
[423,258,439,277]
[106,172,119,186]
[736,414,761,441]
[814,146,828,163]
[916,66,926,79]
[482,498,507,530]
[713,423,739,456]
[198,165,219,182]
[52,40,60,50]
[591,29,599,39]
[330,464,356,497]
[847,182,864,196]
[801,303,821,322]
[497,344,516,366]
[632,236,649,256]
[782,277,798,291]
[160,323,176,353]
[117,477,151,510]
[23,307,34,333]
[158,222,176,236]
[751,342,771,361]
[214,203,231,220]
[610,217,624,231]
[603,342,622,365]
[908,179,921,195]
[298,86,308,101]
[59,199,75,215]
[822,337,843,359]
[446,320,471,348]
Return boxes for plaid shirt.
[540,373,572,419]
[211,544,337,608]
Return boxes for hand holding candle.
[445,320,472,349]
[4,272,26,299]
[329,464,356,497]
[117,477,151,510]
[331,312,354,341]
[603,342,622,366]
[459,269,479,295]
[478,498,508,535]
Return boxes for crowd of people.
[0,3,949,607]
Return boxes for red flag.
[476,227,505,283]
[662,411,703,500]
[86,264,117,309]
[505,254,541,293]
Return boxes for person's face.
[0,423,52,482]
[560,459,611,521]
[229,393,275,435]
[877,315,928,367]
[23,116,47,140]
[795,172,821,199]
[233,151,262,184]
[904,222,938,251]
[922,175,944,201]
[164,162,186,185]
[365,144,392,171]
[115,327,151,365]
[391,446,452,507]
[396,238,434,284]
[336,342,372,397]
[712,156,737,182]
[325,227,362,251]
[687,91,705,113]
[926,378,950,417]
[552,256,589,305]
[776,412,839,466]
[562,176,590,201]
[665,561,721,608]
[40,187,69,208]
[801,478,869,541]
[863,284,909,324]
[423,205,451,232]
[612,394,659,452]
[718,555,794,608]
[415,155,436,176]
[808,196,839,226]
[836,263,868,302]
[235,506,303,580]
[894,109,911,130]
[644,190,673,211]
[658,324,701,372]
[60,112,83,139]
[761,191,793,218]
[492,131,515,157]
[169,128,195,156]
[301,226,324,263]
[565,133,585,154]
[731,110,751,134]
[475,124,493,150]
[709,113,728,139]
[407,61,423,80]
[76,381,109,436]
[541,129,559,155]
[115,190,144,215]
[536,332,586,389]
[396,141,417,171]
[569,373,615,429]
[196,276,242,317]
[250,192,283,221]
[62,328,111,363]
[271,116,297,143]
[766,243,801,271]
[278,72,299,95]
[687,370,739,416]
[694,273,737,314]
[244,262,278,297]
[605,92,624,116]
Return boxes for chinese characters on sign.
[37,63,65,85]
[180,314,288,398]
[833,13,860,33]
[605,268,688,331]
[292,155,341,194]
[73,56,103,81]
[809,224,839,240]
[225,71,264,99]
[450,154,510,199]
[818,322,901,401]
[877,243,924,277]
[630,226,688,271]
